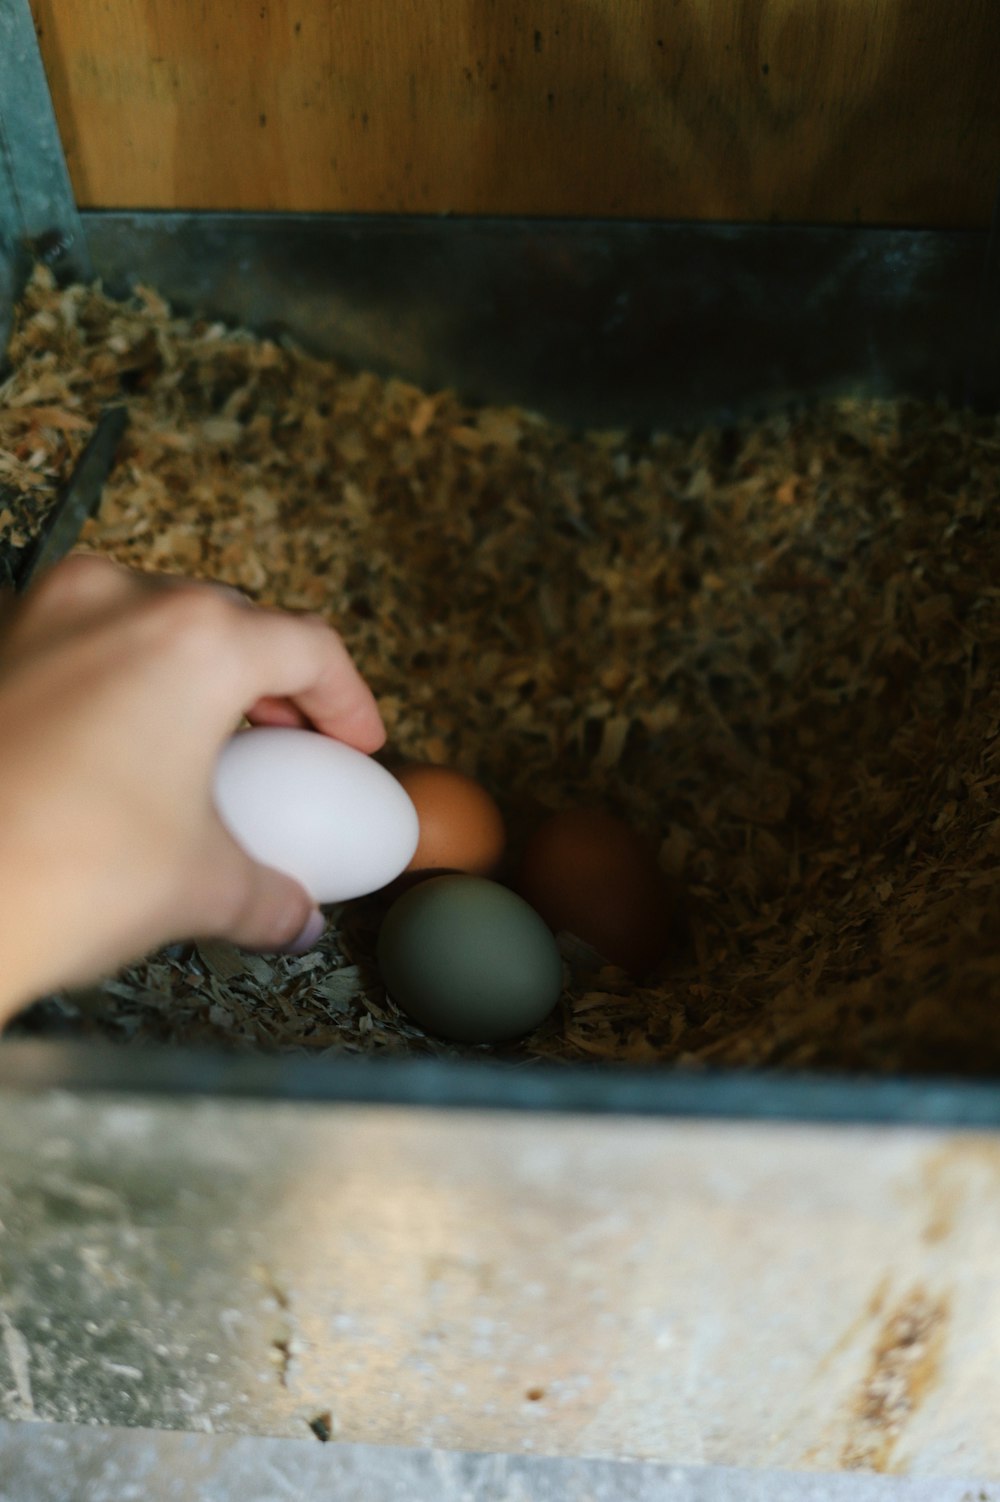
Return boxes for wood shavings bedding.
[3,268,1000,1074]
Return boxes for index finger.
[231,609,386,753]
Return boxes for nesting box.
[2,0,1000,1491]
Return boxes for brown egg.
[395,763,506,878]
[514,808,672,976]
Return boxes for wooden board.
[29,0,1000,225]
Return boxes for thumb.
[195,835,325,954]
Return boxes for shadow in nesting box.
[81,212,998,429]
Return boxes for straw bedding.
[3,269,999,1073]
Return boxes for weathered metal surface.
[1,1092,999,1473]
[0,1423,995,1502]
[82,212,996,430]
[0,0,89,282]
[0,236,17,367]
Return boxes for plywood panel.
[28,0,1000,225]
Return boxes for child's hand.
[0,553,385,1022]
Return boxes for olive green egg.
[376,875,563,1043]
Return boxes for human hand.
[0,553,385,1023]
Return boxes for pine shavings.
[4,266,1000,1074]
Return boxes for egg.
[214,727,419,903]
[377,875,562,1043]
[393,763,505,877]
[514,808,672,976]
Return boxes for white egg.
[213,727,419,903]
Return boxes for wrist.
[0,938,43,1029]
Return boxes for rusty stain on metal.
[920,1138,1000,1246]
[840,1288,950,1472]
[810,1274,892,1390]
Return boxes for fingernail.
[216,584,255,608]
[283,908,325,955]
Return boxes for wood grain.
[29,0,1000,225]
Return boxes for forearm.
[0,792,97,1023]
[0,849,51,1024]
